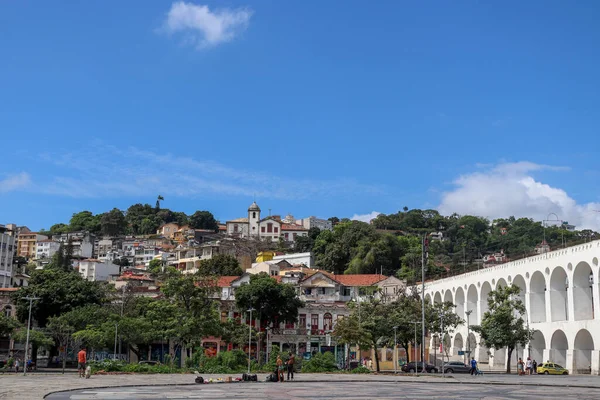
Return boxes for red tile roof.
[0,288,19,292]
[117,275,154,281]
[217,276,240,287]
[332,274,387,286]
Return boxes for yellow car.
[537,362,569,375]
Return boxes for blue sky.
[1,1,600,231]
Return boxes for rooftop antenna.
[269,208,272,216]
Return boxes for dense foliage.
[41,196,217,236]
[313,210,597,280]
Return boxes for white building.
[35,239,61,260]
[424,240,600,375]
[78,259,120,282]
[297,216,333,232]
[272,252,314,268]
[0,226,15,288]
[225,202,309,243]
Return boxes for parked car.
[401,361,438,373]
[442,361,471,374]
[537,362,568,375]
[139,360,160,366]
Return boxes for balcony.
[300,292,351,302]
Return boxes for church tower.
[248,201,261,237]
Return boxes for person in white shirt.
[526,357,533,375]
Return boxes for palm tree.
[156,195,164,210]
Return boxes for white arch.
[496,277,507,290]
[455,287,465,320]
[453,332,464,357]
[512,275,527,319]
[434,292,442,304]
[550,267,568,322]
[530,330,546,364]
[573,329,594,374]
[444,290,453,304]
[529,271,546,323]
[466,332,477,359]
[425,293,433,305]
[466,284,478,324]
[550,330,568,367]
[480,281,492,318]
[572,262,593,321]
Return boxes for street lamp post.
[466,310,472,364]
[393,326,398,374]
[409,321,420,372]
[113,323,118,360]
[247,308,255,374]
[23,296,40,376]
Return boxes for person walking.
[526,357,533,375]
[469,357,477,375]
[14,358,20,374]
[532,359,538,374]
[287,352,295,381]
[517,358,524,375]
[77,347,87,378]
[276,355,284,382]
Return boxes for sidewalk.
[1,371,599,400]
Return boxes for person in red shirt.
[77,347,87,378]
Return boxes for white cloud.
[351,211,381,223]
[438,162,600,230]
[163,2,252,49]
[0,172,31,193]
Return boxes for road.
[45,380,600,400]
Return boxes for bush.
[301,352,337,373]
[351,366,371,374]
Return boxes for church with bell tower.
[225,201,309,243]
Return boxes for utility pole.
[466,310,472,365]
[440,310,445,378]
[393,326,398,374]
[113,323,118,360]
[23,296,40,376]
[247,307,255,374]
[422,235,427,372]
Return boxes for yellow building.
[255,251,276,263]
[17,232,48,259]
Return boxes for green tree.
[332,299,389,371]
[47,316,75,373]
[471,284,532,374]
[49,223,69,234]
[100,208,127,236]
[69,211,101,233]
[12,267,108,327]
[235,273,304,328]
[189,211,218,231]
[156,195,164,211]
[0,313,21,337]
[198,254,242,276]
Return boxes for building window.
[233,224,238,233]
[261,227,265,233]
[284,233,289,240]
[4,306,12,318]
[323,313,333,331]
[293,233,298,240]
[311,314,319,330]
[299,314,306,329]
[274,227,278,233]
[267,223,273,233]
[253,212,256,218]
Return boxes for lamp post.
[409,321,420,372]
[393,326,398,374]
[247,307,255,374]
[465,310,472,364]
[113,322,118,360]
[23,296,40,376]
[266,326,271,365]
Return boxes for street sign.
[458,350,465,356]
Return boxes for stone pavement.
[1,372,599,400]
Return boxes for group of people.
[518,357,538,375]
[275,353,295,382]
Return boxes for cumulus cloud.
[351,211,381,223]
[163,2,252,49]
[0,172,31,193]
[438,162,600,230]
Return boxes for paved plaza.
[1,372,600,400]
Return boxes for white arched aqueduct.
[425,240,600,374]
